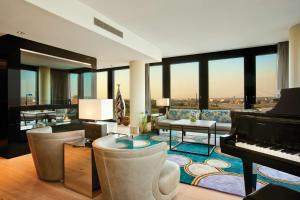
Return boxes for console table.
[64,140,100,198]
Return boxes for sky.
[21,54,277,100]
[21,70,37,98]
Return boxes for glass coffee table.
[169,119,216,156]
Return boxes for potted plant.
[139,112,148,133]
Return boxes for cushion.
[201,109,231,123]
[216,123,231,131]
[159,160,180,195]
[157,119,175,127]
[168,109,200,120]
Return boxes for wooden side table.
[64,140,100,198]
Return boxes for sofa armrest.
[157,115,167,121]
[151,115,166,130]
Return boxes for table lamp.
[79,99,113,121]
[156,98,170,114]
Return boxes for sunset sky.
[21,54,277,100]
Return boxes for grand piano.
[220,87,300,195]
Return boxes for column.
[39,66,51,104]
[289,23,300,88]
[129,60,145,130]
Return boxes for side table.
[64,139,100,198]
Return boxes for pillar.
[39,66,51,104]
[289,23,300,88]
[129,60,145,130]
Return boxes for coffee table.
[169,119,216,156]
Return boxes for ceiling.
[1,0,300,69]
[0,0,160,69]
[80,0,300,57]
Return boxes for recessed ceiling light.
[17,31,26,35]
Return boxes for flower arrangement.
[190,111,198,122]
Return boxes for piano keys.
[221,87,300,195]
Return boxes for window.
[209,57,244,110]
[114,69,130,116]
[97,71,108,99]
[255,54,277,109]
[170,62,199,109]
[83,72,93,99]
[21,69,37,106]
[69,73,78,104]
[149,65,162,113]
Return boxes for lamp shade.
[156,98,170,107]
[79,99,113,120]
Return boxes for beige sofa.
[93,135,180,200]
[156,109,232,134]
[27,127,85,181]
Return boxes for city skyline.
[22,54,277,101]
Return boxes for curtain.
[51,69,69,104]
[145,64,152,115]
[277,41,289,96]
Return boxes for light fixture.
[20,48,92,67]
[156,98,170,107]
[79,99,113,121]
[17,31,26,35]
[156,98,170,114]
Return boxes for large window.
[171,62,199,109]
[21,69,37,106]
[149,65,162,113]
[83,72,93,99]
[97,71,108,99]
[255,54,277,109]
[114,69,130,116]
[209,57,244,110]
[69,73,78,104]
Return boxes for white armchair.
[92,135,180,200]
[27,127,85,181]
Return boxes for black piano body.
[221,88,300,195]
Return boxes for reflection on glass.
[97,71,108,99]
[21,69,37,106]
[209,57,244,110]
[70,73,78,104]
[114,69,130,116]
[83,72,93,98]
[171,62,199,109]
[255,54,277,109]
[149,65,162,113]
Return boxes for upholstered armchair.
[93,135,180,200]
[26,127,85,181]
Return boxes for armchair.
[92,135,180,200]
[26,127,85,181]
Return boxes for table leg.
[208,128,210,156]
[169,127,172,150]
[181,126,184,143]
[214,123,217,146]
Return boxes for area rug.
[131,131,300,197]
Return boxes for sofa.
[156,109,231,134]
[92,135,180,200]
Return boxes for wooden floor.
[0,155,241,200]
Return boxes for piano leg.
[242,159,257,195]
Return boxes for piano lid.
[267,87,300,116]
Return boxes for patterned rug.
[131,131,300,197]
